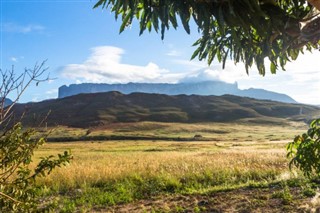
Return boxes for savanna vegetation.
[2,0,320,211]
[24,121,320,212]
[1,66,319,211]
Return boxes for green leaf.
[119,10,132,33]
[190,47,201,60]
[147,20,152,32]
[93,0,107,9]
[270,62,277,74]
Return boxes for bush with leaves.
[0,62,72,212]
[0,123,72,212]
[287,119,320,177]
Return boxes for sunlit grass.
[35,141,288,189]
[31,121,307,211]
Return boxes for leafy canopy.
[94,0,320,75]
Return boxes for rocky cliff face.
[58,81,297,103]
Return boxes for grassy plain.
[33,121,319,212]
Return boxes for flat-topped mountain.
[13,92,319,128]
[58,81,297,103]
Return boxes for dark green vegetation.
[94,0,320,74]
[288,118,320,177]
[13,92,320,128]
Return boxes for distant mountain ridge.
[13,91,318,128]
[4,98,12,107]
[58,81,297,104]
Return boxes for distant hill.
[12,92,319,128]
[58,81,297,104]
[4,98,13,107]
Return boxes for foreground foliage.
[0,62,72,211]
[94,0,320,74]
[287,119,320,177]
[0,123,72,212]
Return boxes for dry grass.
[31,121,309,211]
[34,140,291,190]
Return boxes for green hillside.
[12,91,320,128]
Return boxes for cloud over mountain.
[61,46,250,85]
[60,45,320,105]
[61,46,184,84]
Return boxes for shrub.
[0,123,72,212]
[0,62,72,212]
[287,119,320,177]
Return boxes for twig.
[0,191,21,203]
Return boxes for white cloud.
[236,51,320,105]
[177,51,320,105]
[61,46,185,84]
[61,45,320,105]
[48,79,55,84]
[179,60,248,84]
[2,23,45,33]
[166,50,181,57]
[10,57,17,62]
[61,46,248,85]
[9,56,25,63]
[46,89,58,95]
[174,59,207,70]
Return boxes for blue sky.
[1,0,320,105]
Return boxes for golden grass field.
[36,141,287,188]
[31,121,317,212]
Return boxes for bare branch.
[0,60,50,128]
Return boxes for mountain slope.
[13,92,319,128]
[58,81,297,103]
